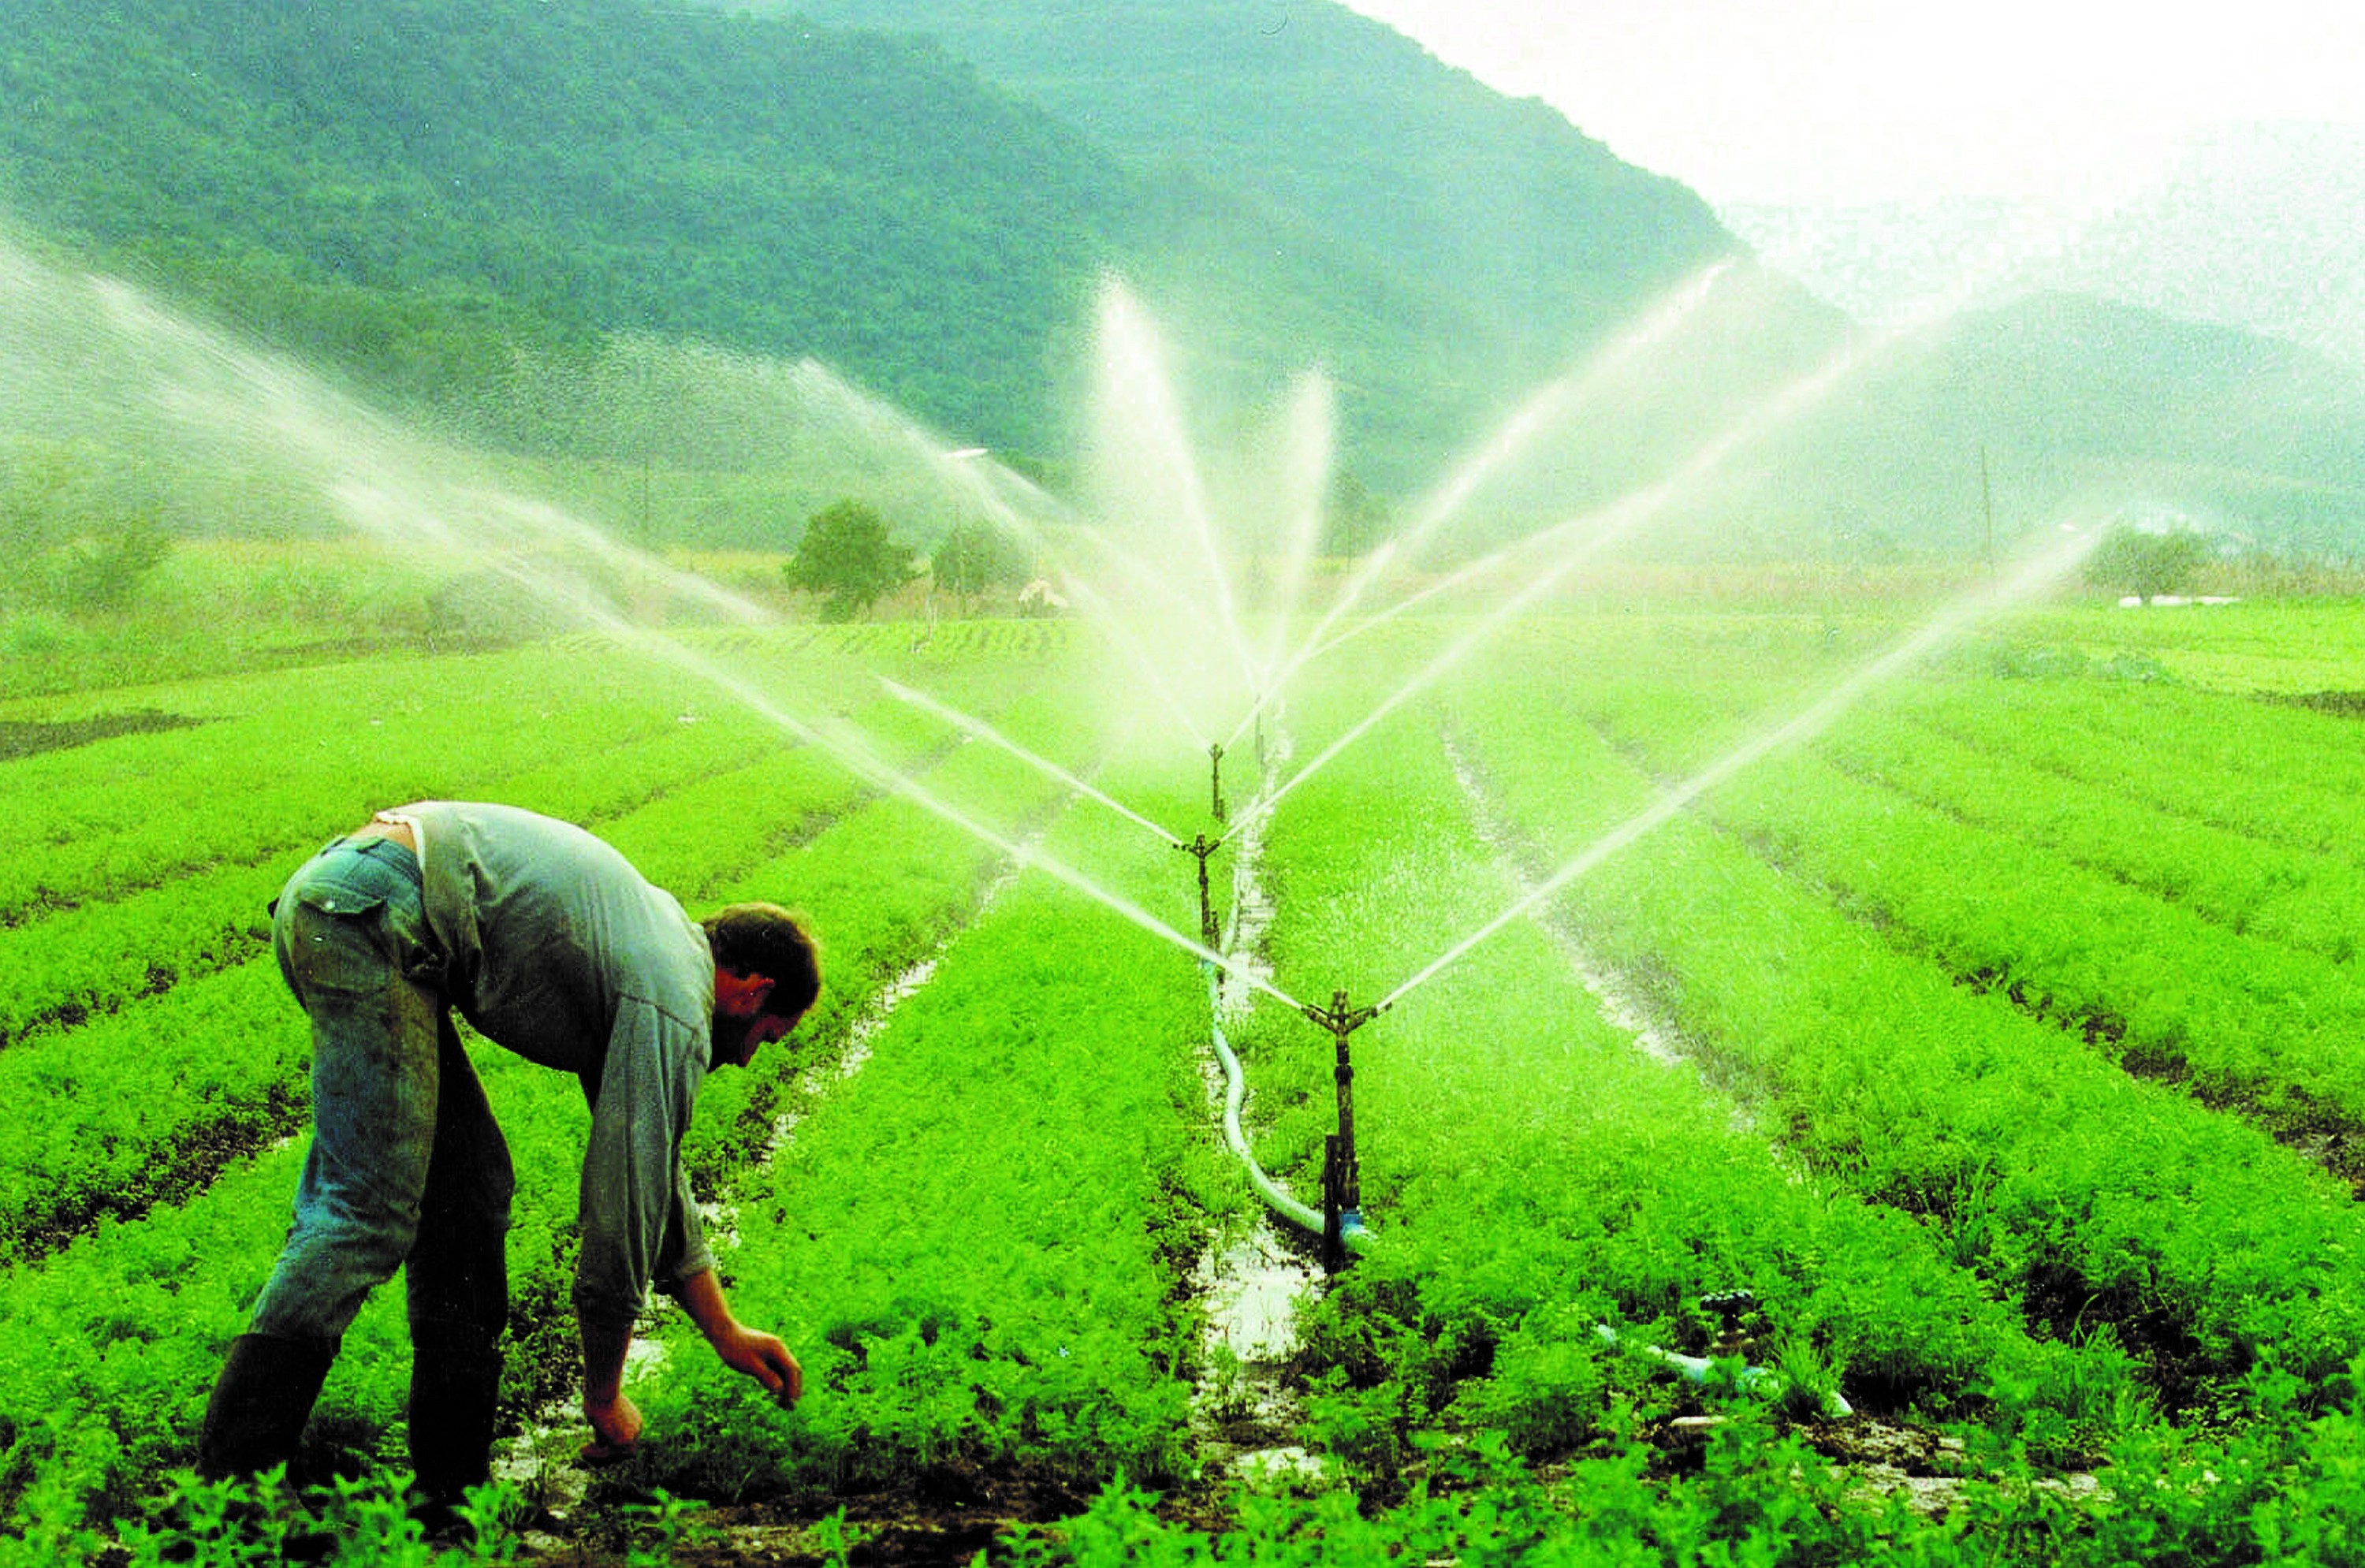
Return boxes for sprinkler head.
[1700,1291,1761,1358]
[1301,989,1384,1039]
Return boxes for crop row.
[1484,615,2365,1130]
[0,628,1007,1046]
[1883,672,2365,869]
[1445,624,2365,1398]
[1816,706,2365,965]
[1723,740,2365,1135]
[1517,609,2365,1158]
[0,630,1093,1264]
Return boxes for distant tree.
[2,446,173,613]
[54,509,174,612]
[932,519,1030,601]
[785,499,914,620]
[2084,525,2209,601]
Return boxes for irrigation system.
[18,232,2109,1405]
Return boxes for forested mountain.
[743,0,1736,383]
[0,0,1743,498]
[0,0,1123,458]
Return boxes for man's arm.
[577,1268,799,1461]
[581,1317,642,1460]
[675,1267,803,1404]
[572,993,706,1459]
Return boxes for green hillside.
[0,0,1124,459]
[5,0,2359,562]
[766,0,1735,367]
[0,0,1744,501]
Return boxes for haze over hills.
[1723,121,2365,368]
[0,0,2359,560]
[794,0,2365,558]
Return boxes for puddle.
[1196,1229,1309,1363]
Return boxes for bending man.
[199,801,818,1516]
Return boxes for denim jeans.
[248,835,515,1354]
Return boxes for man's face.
[711,1005,803,1071]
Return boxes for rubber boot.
[407,1328,506,1541]
[197,1333,337,1482]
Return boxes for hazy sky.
[1340,1,2365,209]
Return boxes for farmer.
[197,801,818,1519]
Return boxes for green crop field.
[9,588,2365,1564]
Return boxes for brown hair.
[702,903,821,1019]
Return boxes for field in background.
[10,587,2365,1562]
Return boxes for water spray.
[1249,263,1734,706]
[1298,989,1389,1269]
[1376,522,2104,1015]
[877,676,1186,849]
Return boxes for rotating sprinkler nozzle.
[1209,741,1227,823]
[1700,1290,1760,1360]
[1175,832,1225,952]
[1300,989,1387,1270]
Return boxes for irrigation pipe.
[1203,965,1372,1254]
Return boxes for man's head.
[703,903,821,1069]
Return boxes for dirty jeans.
[248,835,515,1356]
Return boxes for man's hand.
[676,1267,804,1406]
[582,1389,643,1465]
[714,1324,804,1406]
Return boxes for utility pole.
[1980,445,1995,587]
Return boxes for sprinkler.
[1700,1291,1760,1360]
[1300,989,1387,1270]
[1175,832,1224,952]
[1209,741,1227,823]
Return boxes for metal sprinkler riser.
[1300,989,1385,1270]
[1175,832,1223,952]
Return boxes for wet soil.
[2262,690,2365,719]
[0,709,206,760]
[520,1464,1093,1567]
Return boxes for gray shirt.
[400,801,716,1330]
